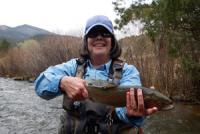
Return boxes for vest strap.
[108,59,125,84]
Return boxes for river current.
[0,77,200,134]
[0,77,63,134]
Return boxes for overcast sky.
[0,0,148,38]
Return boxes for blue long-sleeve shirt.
[34,58,145,126]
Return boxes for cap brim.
[85,23,113,35]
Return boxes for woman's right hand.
[60,76,88,101]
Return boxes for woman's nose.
[96,34,103,40]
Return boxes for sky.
[0,0,145,38]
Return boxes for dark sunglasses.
[87,32,112,38]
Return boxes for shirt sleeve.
[115,63,145,127]
[34,59,77,100]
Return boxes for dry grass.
[0,35,81,78]
[120,35,197,102]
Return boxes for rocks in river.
[13,76,35,83]
[13,76,25,81]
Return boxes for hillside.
[0,24,53,42]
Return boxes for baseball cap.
[84,15,114,35]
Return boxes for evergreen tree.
[113,0,200,98]
[0,39,10,52]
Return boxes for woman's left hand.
[126,88,158,117]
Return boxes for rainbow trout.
[86,79,174,111]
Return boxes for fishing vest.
[59,58,142,134]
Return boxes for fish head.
[144,91,174,111]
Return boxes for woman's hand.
[126,88,158,117]
[60,76,88,101]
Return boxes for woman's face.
[86,26,112,60]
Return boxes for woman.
[35,15,157,134]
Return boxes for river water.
[0,77,63,134]
[0,77,200,134]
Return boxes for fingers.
[126,88,145,117]
[137,89,145,113]
[72,79,88,100]
[126,88,158,117]
[145,107,158,115]
[130,88,137,110]
[126,90,131,109]
[81,80,88,98]
[60,76,88,101]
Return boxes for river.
[0,77,63,134]
[0,77,200,134]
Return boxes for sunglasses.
[87,32,112,38]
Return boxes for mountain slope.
[0,24,53,42]
[13,24,52,37]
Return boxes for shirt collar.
[87,59,112,74]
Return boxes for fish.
[86,79,174,111]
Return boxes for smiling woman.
[87,26,113,66]
[80,15,122,65]
[34,15,158,134]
